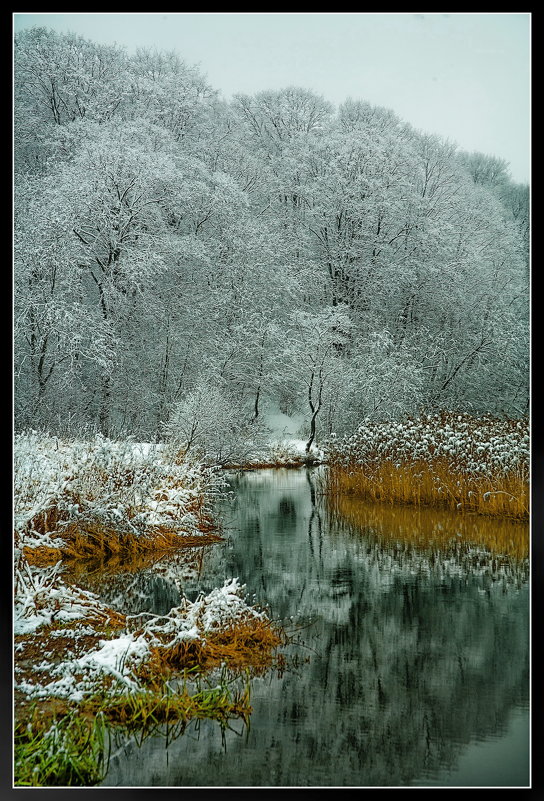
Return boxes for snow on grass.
[131,578,267,649]
[14,431,227,554]
[15,556,276,703]
[324,412,529,518]
[325,412,529,478]
[14,557,124,635]
[13,432,284,775]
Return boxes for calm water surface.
[89,468,529,788]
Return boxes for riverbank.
[13,416,529,784]
[14,555,284,786]
[14,431,228,567]
[323,413,529,520]
[13,432,285,786]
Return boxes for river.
[82,467,529,788]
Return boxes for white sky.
[13,12,531,184]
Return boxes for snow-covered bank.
[221,437,324,469]
[14,555,277,786]
[324,412,529,518]
[14,557,277,704]
[14,431,227,560]
[13,431,284,786]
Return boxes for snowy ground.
[262,409,306,439]
[13,432,228,555]
[225,407,325,467]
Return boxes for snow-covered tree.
[14,29,529,438]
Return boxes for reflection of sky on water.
[96,468,529,787]
[415,706,529,787]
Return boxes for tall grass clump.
[14,707,109,787]
[83,669,252,737]
[324,412,529,519]
[14,560,283,786]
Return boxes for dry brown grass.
[15,433,225,567]
[324,412,529,520]
[21,518,222,566]
[327,459,528,520]
[22,545,64,567]
[134,617,285,684]
[22,507,67,537]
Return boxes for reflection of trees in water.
[101,470,529,787]
[102,572,181,616]
[293,576,528,786]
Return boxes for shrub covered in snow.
[14,556,124,636]
[162,383,270,466]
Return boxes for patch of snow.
[263,410,305,438]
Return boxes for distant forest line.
[14,27,529,456]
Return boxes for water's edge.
[88,468,529,787]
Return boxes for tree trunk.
[99,375,111,436]
[306,369,323,453]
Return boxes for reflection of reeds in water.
[22,523,222,568]
[61,546,211,619]
[325,492,529,562]
[62,544,206,586]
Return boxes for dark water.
[94,468,529,788]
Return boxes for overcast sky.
[13,12,531,184]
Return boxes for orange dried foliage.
[137,617,284,681]
[24,520,223,562]
[327,459,529,520]
[22,545,64,567]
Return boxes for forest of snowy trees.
[14,28,530,455]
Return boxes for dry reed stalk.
[137,617,284,681]
[328,459,528,520]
